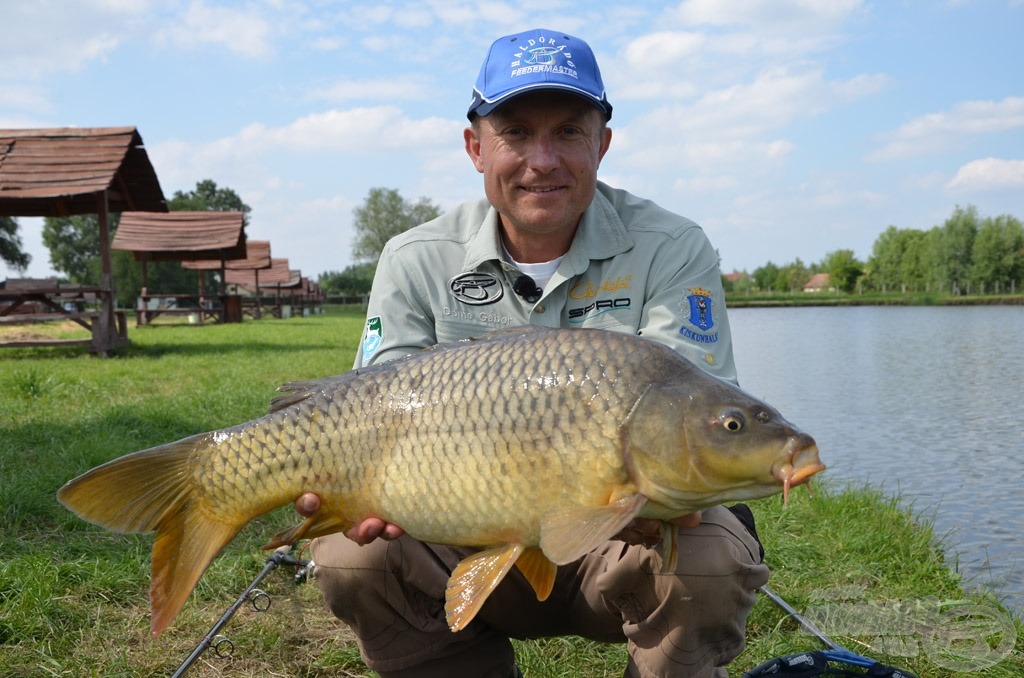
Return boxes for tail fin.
[57,434,242,635]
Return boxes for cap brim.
[468,85,612,120]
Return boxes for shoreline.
[726,293,1024,308]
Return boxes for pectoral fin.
[657,521,678,572]
[539,494,648,564]
[514,547,558,601]
[445,543,525,632]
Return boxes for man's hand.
[293,492,405,545]
[615,512,702,547]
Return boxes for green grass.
[1,308,1020,676]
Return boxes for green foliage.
[752,261,781,291]
[41,213,111,284]
[352,187,441,263]
[1,215,31,271]
[971,214,1024,294]
[865,205,1022,296]
[319,261,376,296]
[932,205,979,294]
[821,248,863,293]
[169,178,251,223]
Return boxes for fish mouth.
[773,439,826,505]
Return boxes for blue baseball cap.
[468,28,612,120]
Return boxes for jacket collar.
[462,182,633,275]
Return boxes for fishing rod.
[744,584,918,677]
[171,544,312,678]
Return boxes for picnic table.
[0,279,128,352]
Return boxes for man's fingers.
[294,492,321,517]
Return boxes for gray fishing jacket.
[354,181,737,384]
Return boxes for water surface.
[729,305,1024,614]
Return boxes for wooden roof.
[112,211,247,262]
[181,240,271,271]
[0,126,167,216]
[225,257,292,288]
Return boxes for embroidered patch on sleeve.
[362,316,383,360]
[679,287,719,344]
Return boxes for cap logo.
[511,37,577,81]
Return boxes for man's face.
[465,91,612,260]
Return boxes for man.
[301,28,768,677]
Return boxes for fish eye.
[721,410,745,433]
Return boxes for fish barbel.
[57,326,824,635]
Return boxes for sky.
[3,0,1023,281]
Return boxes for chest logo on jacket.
[449,272,504,306]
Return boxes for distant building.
[804,273,833,292]
[723,271,747,284]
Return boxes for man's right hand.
[346,516,405,545]
[294,492,405,545]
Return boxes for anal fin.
[514,547,557,601]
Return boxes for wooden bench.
[136,293,222,325]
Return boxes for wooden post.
[92,190,122,355]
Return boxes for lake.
[729,305,1024,615]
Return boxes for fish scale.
[57,326,824,635]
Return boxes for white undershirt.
[504,249,564,290]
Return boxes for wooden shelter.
[226,257,295,317]
[182,240,271,318]
[112,211,247,324]
[0,126,167,354]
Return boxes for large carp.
[58,326,824,636]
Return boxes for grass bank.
[1,308,1020,676]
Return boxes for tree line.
[4,187,1021,301]
[727,204,1024,296]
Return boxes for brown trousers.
[310,506,768,678]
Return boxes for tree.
[971,214,1024,294]
[932,205,979,294]
[898,229,929,292]
[169,179,251,222]
[751,261,780,292]
[320,262,376,297]
[42,214,108,284]
[1,216,31,272]
[353,188,441,263]
[775,258,811,293]
[869,226,904,293]
[821,249,863,293]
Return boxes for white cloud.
[869,97,1024,161]
[309,78,434,103]
[0,2,140,76]
[0,85,52,115]
[624,31,706,69]
[156,0,273,59]
[947,158,1024,191]
[236,107,463,152]
[668,0,866,34]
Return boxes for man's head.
[467,28,612,122]
[465,30,613,262]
